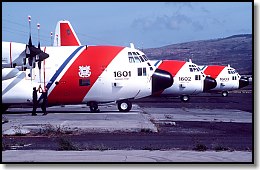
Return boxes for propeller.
[24,15,49,82]
[37,23,42,83]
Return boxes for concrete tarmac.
[3,150,252,163]
[2,93,253,163]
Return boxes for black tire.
[117,100,132,112]
[180,95,190,102]
[222,91,228,97]
[89,102,99,112]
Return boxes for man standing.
[32,87,38,116]
[38,85,48,116]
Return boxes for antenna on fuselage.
[130,43,135,49]
[50,32,53,46]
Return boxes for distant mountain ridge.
[143,34,252,74]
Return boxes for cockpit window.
[129,57,135,63]
[134,57,141,63]
[228,69,236,74]
[139,56,145,62]
[189,65,199,72]
[132,52,141,63]
[142,55,148,61]
[129,51,149,63]
[128,52,135,63]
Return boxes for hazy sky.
[2,2,252,48]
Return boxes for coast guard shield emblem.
[78,66,91,78]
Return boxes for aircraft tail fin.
[53,20,81,46]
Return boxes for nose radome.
[239,77,249,89]
[203,76,217,92]
[152,69,173,94]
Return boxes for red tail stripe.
[60,23,79,46]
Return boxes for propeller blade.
[30,65,32,81]
[28,16,32,46]
[37,23,40,49]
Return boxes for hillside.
[143,34,252,74]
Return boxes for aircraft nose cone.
[152,69,173,94]
[239,77,249,89]
[203,76,217,92]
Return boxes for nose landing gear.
[117,99,132,112]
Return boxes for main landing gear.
[221,91,229,97]
[87,101,99,113]
[180,95,190,102]
[87,99,132,112]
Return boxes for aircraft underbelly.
[162,82,202,95]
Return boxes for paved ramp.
[2,104,157,135]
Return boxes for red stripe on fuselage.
[204,65,225,79]
[158,60,186,76]
[48,46,124,104]
[60,23,79,46]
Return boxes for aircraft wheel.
[89,102,99,112]
[222,91,228,97]
[117,100,132,112]
[180,95,190,102]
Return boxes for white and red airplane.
[53,20,218,102]
[199,65,249,96]
[150,59,217,102]
[2,17,173,112]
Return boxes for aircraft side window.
[189,68,193,72]
[138,67,147,76]
[138,68,142,76]
[195,75,200,80]
[79,79,90,86]
[143,68,147,76]
[147,62,151,66]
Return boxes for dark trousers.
[41,99,47,114]
[32,101,38,115]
